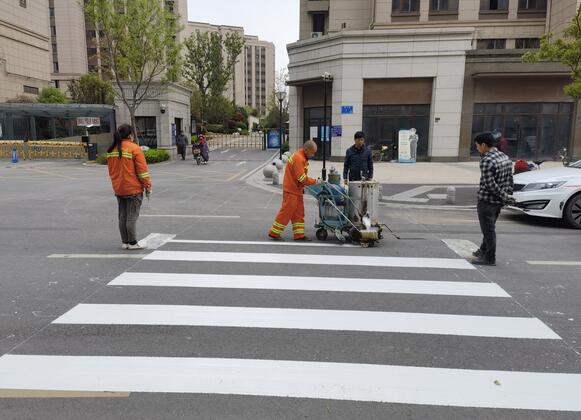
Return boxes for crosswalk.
[1,239,581,413]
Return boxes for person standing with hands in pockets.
[343,131,373,185]
[106,124,152,250]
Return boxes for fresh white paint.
[168,239,357,248]
[144,250,476,270]
[140,215,240,219]
[220,149,230,154]
[52,304,559,339]
[235,161,247,166]
[527,261,581,266]
[442,239,480,259]
[1,355,579,411]
[47,254,147,259]
[140,233,176,250]
[109,272,510,298]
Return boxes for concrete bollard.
[446,186,456,204]
[272,169,280,185]
[274,159,284,170]
[263,164,275,179]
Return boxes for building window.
[54,80,60,89]
[87,30,96,38]
[88,47,98,56]
[312,13,326,33]
[392,0,420,13]
[51,26,57,36]
[518,0,547,10]
[476,39,506,49]
[430,0,458,12]
[53,62,59,72]
[515,38,540,49]
[472,102,573,160]
[480,0,509,10]
[19,0,26,8]
[23,85,38,94]
[49,7,54,17]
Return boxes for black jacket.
[343,145,373,181]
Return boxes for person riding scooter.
[192,134,209,164]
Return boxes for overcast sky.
[187,0,299,71]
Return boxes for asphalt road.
[0,148,580,419]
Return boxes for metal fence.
[205,132,265,151]
[0,140,86,160]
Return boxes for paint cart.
[306,179,384,247]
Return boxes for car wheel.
[563,193,581,229]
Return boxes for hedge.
[96,148,170,165]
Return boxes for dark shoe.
[294,236,312,242]
[268,234,284,241]
[472,257,496,266]
[472,249,482,258]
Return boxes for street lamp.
[276,90,287,159]
[321,72,333,181]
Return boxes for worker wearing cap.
[268,140,318,241]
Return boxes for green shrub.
[240,129,249,136]
[96,153,108,165]
[144,148,170,163]
[206,123,224,133]
[96,149,170,165]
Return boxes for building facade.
[184,22,276,116]
[0,0,52,102]
[288,0,581,161]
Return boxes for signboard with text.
[267,130,281,149]
[76,117,100,127]
[341,106,353,114]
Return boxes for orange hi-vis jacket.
[283,148,316,196]
[107,140,151,197]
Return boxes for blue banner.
[267,130,281,149]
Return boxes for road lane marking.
[109,272,510,297]
[144,251,476,270]
[442,239,479,259]
[220,149,230,154]
[0,389,129,398]
[53,304,558,339]
[2,355,579,410]
[141,215,240,219]
[47,254,146,259]
[140,233,176,249]
[527,261,581,266]
[168,239,357,248]
[235,161,247,166]
[226,169,246,181]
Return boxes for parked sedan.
[511,160,581,229]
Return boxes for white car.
[511,160,581,229]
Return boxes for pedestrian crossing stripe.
[52,304,560,339]
[110,272,510,297]
[144,251,476,270]
[0,355,580,411]
[169,239,359,247]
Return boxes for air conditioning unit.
[311,32,323,39]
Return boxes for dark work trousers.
[177,144,186,160]
[476,201,502,262]
[117,193,143,244]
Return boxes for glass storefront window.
[471,102,573,160]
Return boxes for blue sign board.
[331,125,342,137]
[341,106,354,114]
[267,130,281,149]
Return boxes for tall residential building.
[0,0,52,102]
[289,0,581,161]
[184,22,275,116]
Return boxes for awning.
[286,76,334,87]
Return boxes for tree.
[206,95,235,124]
[84,0,182,138]
[68,73,115,105]
[523,5,581,156]
[37,86,68,103]
[183,30,244,120]
[262,68,289,128]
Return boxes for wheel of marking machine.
[316,228,328,241]
[349,227,362,243]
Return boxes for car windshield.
[570,160,581,169]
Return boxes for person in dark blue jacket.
[343,131,373,184]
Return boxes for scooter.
[193,146,202,165]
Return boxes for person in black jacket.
[343,131,373,184]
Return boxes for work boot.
[268,234,284,241]
[294,236,312,242]
[472,249,482,258]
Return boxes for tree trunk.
[129,108,138,146]
[571,99,579,161]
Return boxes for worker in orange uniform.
[106,124,152,250]
[268,140,319,241]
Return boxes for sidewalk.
[306,160,565,185]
